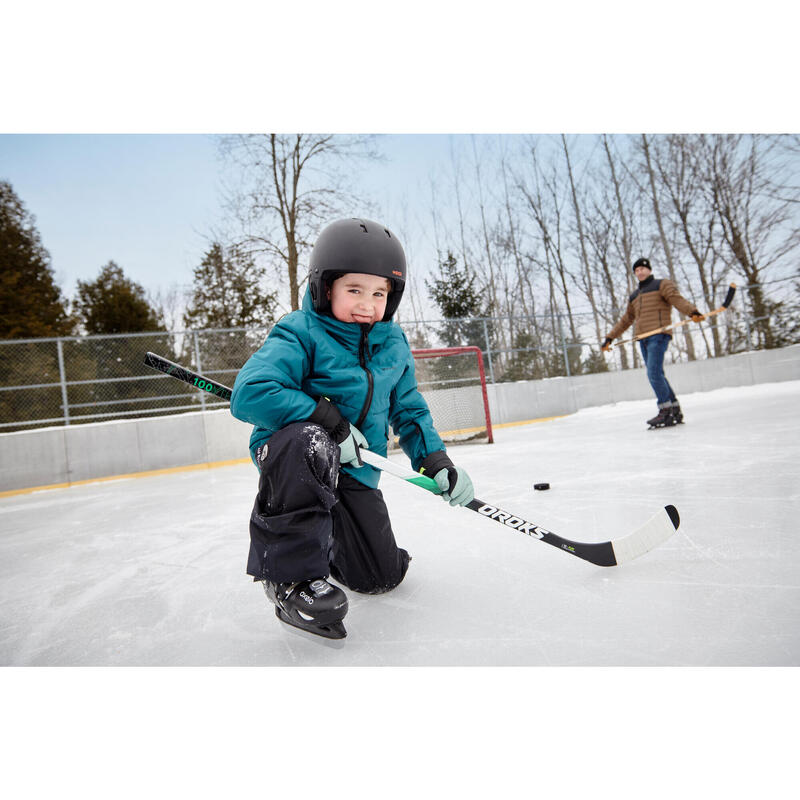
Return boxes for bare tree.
[640,134,698,360]
[646,135,729,356]
[706,134,800,349]
[583,190,634,368]
[219,134,380,311]
[602,135,635,279]
[598,134,642,368]
[518,141,580,343]
[562,134,603,345]
[148,283,187,332]
[448,137,474,278]
[468,136,511,368]
[498,141,548,376]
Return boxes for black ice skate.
[646,405,677,429]
[669,403,684,425]
[263,577,348,640]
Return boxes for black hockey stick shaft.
[144,351,232,401]
[144,352,681,567]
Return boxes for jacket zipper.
[355,325,374,429]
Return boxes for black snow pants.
[247,422,410,594]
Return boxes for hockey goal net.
[390,346,494,448]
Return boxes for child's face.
[327,273,391,324]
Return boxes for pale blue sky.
[0,133,457,308]
[2,134,241,295]
[4,132,799,322]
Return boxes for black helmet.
[632,257,652,272]
[308,218,407,321]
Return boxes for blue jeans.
[639,334,677,406]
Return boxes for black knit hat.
[632,257,652,273]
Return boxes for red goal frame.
[411,346,494,444]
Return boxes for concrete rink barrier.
[1,343,798,494]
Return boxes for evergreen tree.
[581,348,610,375]
[423,250,494,389]
[74,261,163,334]
[0,180,72,339]
[183,242,278,329]
[425,251,487,348]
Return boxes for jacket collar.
[301,287,393,350]
[638,274,655,288]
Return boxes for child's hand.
[339,424,367,468]
[420,451,475,507]
[308,397,367,467]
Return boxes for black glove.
[601,337,613,352]
[308,397,350,442]
[308,397,365,467]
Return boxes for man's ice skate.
[263,577,348,640]
[669,403,684,425]
[646,405,677,429]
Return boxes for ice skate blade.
[274,606,347,644]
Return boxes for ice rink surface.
[2,380,799,666]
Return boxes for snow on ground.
[1,381,799,666]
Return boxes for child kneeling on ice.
[230,218,474,639]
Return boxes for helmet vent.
[384,229,391,238]
[359,222,368,233]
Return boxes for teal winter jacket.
[230,288,445,488]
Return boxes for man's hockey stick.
[609,283,736,349]
[144,351,680,567]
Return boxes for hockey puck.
[533,483,550,491]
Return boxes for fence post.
[482,319,496,384]
[56,338,70,425]
[742,310,752,351]
[558,314,571,377]
[193,331,206,412]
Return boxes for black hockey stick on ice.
[357,449,679,567]
[144,351,680,567]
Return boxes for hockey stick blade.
[144,352,681,566]
[469,499,679,566]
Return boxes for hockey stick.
[357,449,679,567]
[143,351,233,400]
[144,351,681,567]
[609,283,736,350]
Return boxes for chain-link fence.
[0,328,268,432]
[1,285,794,433]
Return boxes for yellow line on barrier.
[492,414,570,429]
[0,457,252,499]
[1,414,570,499]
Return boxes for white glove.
[420,451,475,507]
[338,423,368,468]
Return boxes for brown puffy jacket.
[607,275,698,340]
